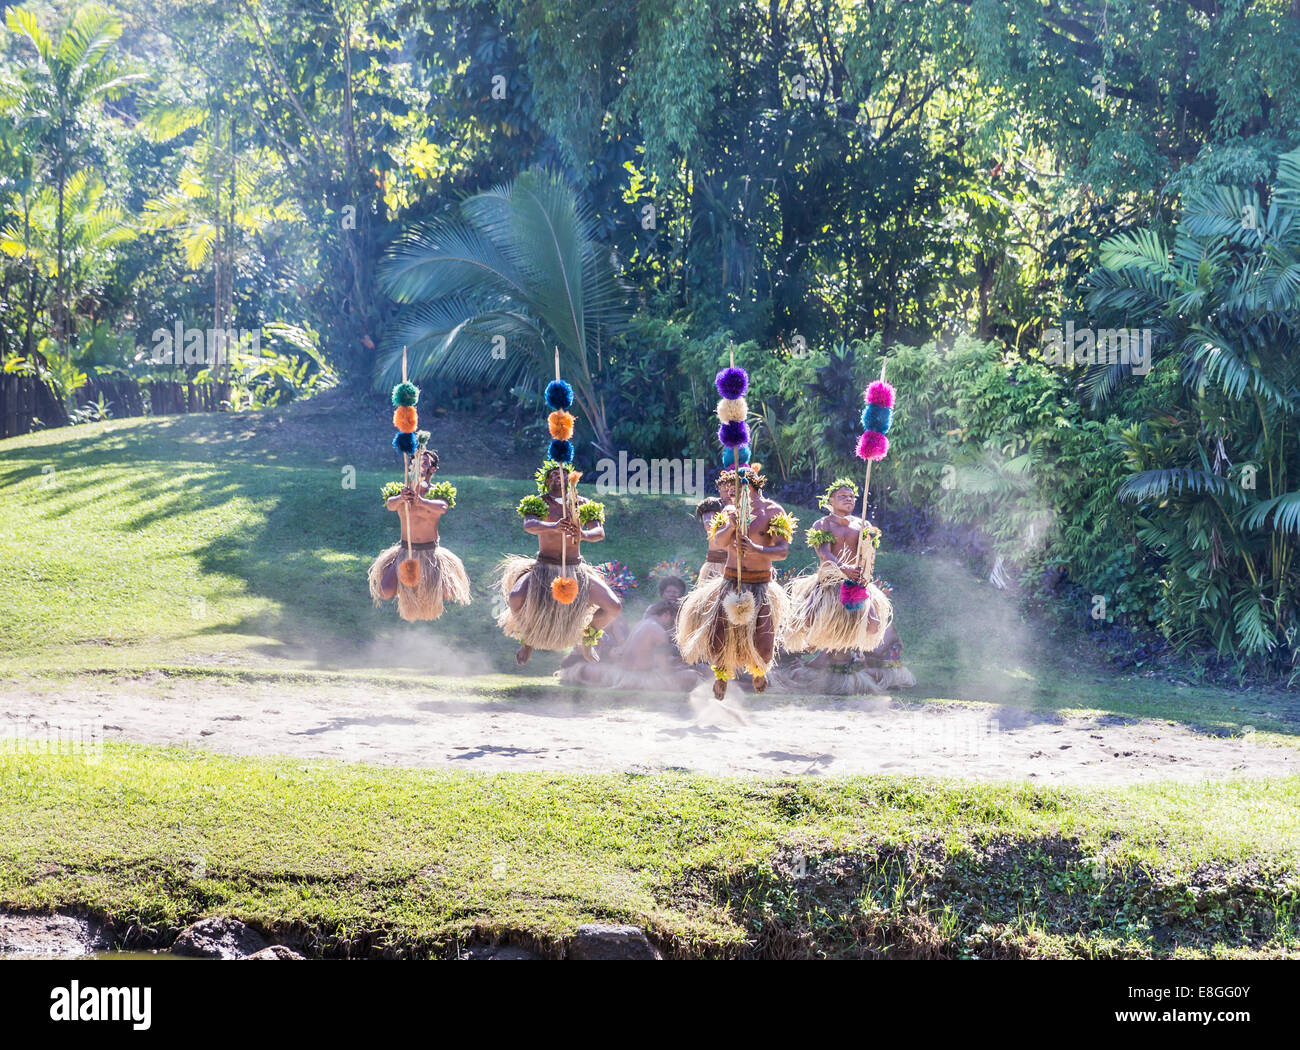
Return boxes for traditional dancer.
[676,462,795,697]
[783,476,892,654]
[677,363,798,698]
[368,363,472,622]
[496,460,623,665]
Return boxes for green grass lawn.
[1,745,1296,958]
[1,401,1298,958]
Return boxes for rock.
[0,912,107,958]
[567,924,662,961]
[171,917,268,960]
[245,945,305,960]
[460,942,543,960]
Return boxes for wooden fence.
[0,372,230,440]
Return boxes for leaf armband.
[517,494,548,519]
[577,500,606,526]
[806,527,835,548]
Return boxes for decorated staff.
[367,349,472,621]
[495,352,623,666]
[783,360,894,655]
[675,357,795,699]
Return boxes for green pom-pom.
[416,429,431,449]
[426,481,457,508]
[392,381,419,407]
[578,501,606,525]
[517,494,548,519]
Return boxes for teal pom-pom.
[721,444,752,468]
[393,430,416,454]
[862,403,892,434]
[545,380,574,410]
[392,381,419,407]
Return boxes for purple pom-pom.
[718,420,750,448]
[840,582,868,609]
[865,380,895,408]
[715,366,749,400]
[856,430,889,461]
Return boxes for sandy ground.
[2,672,1296,784]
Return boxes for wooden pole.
[401,347,413,563]
[556,348,567,579]
[855,360,888,572]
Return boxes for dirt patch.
[2,674,1296,784]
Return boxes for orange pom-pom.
[551,576,579,604]
[548,410,575,440]
[398,559,421,587]
[393,406,418,433]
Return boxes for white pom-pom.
[723,591,757,625]
[716,397,748,423]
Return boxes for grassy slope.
[1,400,1298,957]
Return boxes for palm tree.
[2,4,145,353]
[1084,148,1300,666]
[378,168,624,455]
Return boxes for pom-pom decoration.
[393,405,419,433]
[716,397,748,423]
[548,410,575,440]
[856,430,889,462]
[393,430,417,455]
[715,366,749,400]
[548,438,574,463]
[398,559,421,587]
[860,403,892,435]
[840,581,868,611]
[864,380,895,408]
[392,381,419,407]
[718,420,750,449]
[545,379,574,410]
[551,576,579,604]
[721,443,753,468]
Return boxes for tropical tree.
[379,167,624,455]
[1085,148,1300,669]
[2,4,145,352]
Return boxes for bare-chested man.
[496,461,623,666]
[784,476,892,656]
[367,447,472,621]
[675,464,795,698]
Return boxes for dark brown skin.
[376,453,447,600]
[810,485,876,582]
[618,610,698,689]
[509,467,623,666]
[707,479,790,696]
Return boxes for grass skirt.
[783,560,892,654]
[674,571,789,675]
[496,555,596,651]
[368,542,472,622]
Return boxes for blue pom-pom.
[862,403,892,435]
[545,380,574,410]
[718,420,750,449]
[722,443,752,468]
[842,600,866,612]
[393,430,416,455]
[715,367,749,400]
[863,403,892,434]
[548,438,574,463]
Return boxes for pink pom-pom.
[840,582,868,607]
[865,380,895,408]
[856,430,889,461]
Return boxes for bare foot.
[515,645,532,666]
[753,674,768,693]
[582,645,600,664]
[712,678,727,700]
